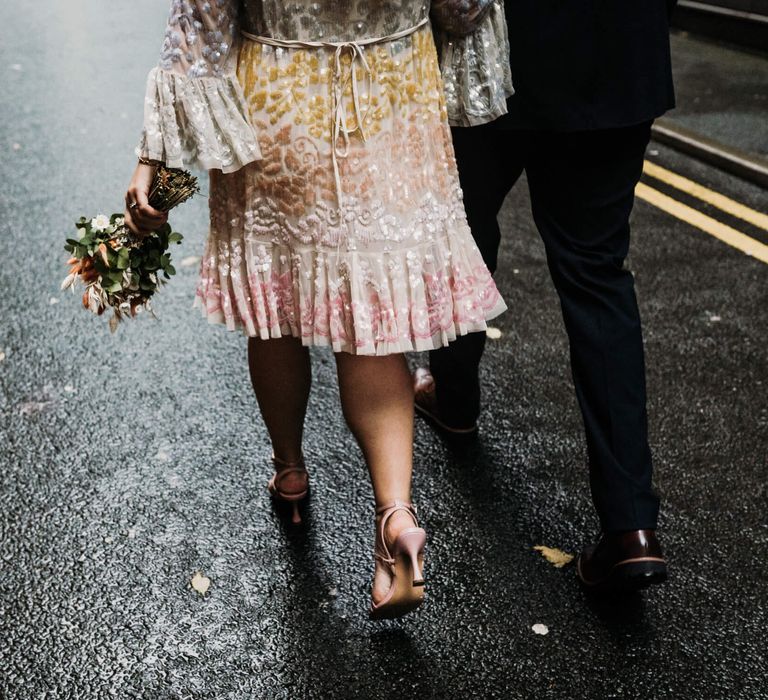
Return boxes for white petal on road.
[532,624,549,636]
[19,400,52,416]
[0,351,5,363]
[177,642,199,658]
[191,571,211,595]
[12,143,21,151]
[181,256,201,267]
[705,310,722,323]
[49,296,59,305]
[486,327,502,340]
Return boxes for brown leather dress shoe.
[577,530,668,593]
[413,368,478,436]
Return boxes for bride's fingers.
[123,209,142,235]
[124,208,153,237]
[133,188,166,220]
[127,190,167,230]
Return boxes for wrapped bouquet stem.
[62,166,199,332]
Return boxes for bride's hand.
[124,162,168,235]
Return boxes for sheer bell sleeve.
[136,0,261,173]
[431,0,514,127]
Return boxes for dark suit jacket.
[500,0,677,131]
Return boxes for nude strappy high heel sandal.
[268,455,310,525]
[369,500,426,620]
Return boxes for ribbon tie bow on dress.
[329,41,373,207]
[241,18,429,210]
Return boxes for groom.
[417,0,678,592]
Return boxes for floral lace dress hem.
[192,239,507,356]
[192,298,506,355]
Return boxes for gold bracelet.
[138,156,164,167]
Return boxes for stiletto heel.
[267,455,309,525]
[369,500,427,620]
[397,529,426,586]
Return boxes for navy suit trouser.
[430,121,660,533]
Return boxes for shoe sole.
[578,557,668,594]
[369,591,425,621]
[414,401,478,436]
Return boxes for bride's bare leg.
[248,336,311,492]
[334,352,418,603]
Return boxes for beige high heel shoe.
[268,455,309,525]
[370,501,426,620]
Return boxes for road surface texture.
[1,3,767,699]
[670,30,768,158]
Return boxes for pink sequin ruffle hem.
[193,237,506,355]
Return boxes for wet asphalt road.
[1,3,767,699]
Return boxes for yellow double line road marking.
[636,161,768,265]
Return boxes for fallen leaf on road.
[486,327,502,340]
[191,571,211,595]
[533,545,574,568]
[532,623,549,636]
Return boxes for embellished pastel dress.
[138,0,507,355]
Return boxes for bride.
[123,0,509,619]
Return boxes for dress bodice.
[240,0,429,42]
[139,0,511,173]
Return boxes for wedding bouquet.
[62,167,199,332]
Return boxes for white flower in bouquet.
[90,214,111,232]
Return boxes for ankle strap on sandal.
[272,454,306,469]
[271,455,308,487]
[375,500,417,517]
[375,500,419,565]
